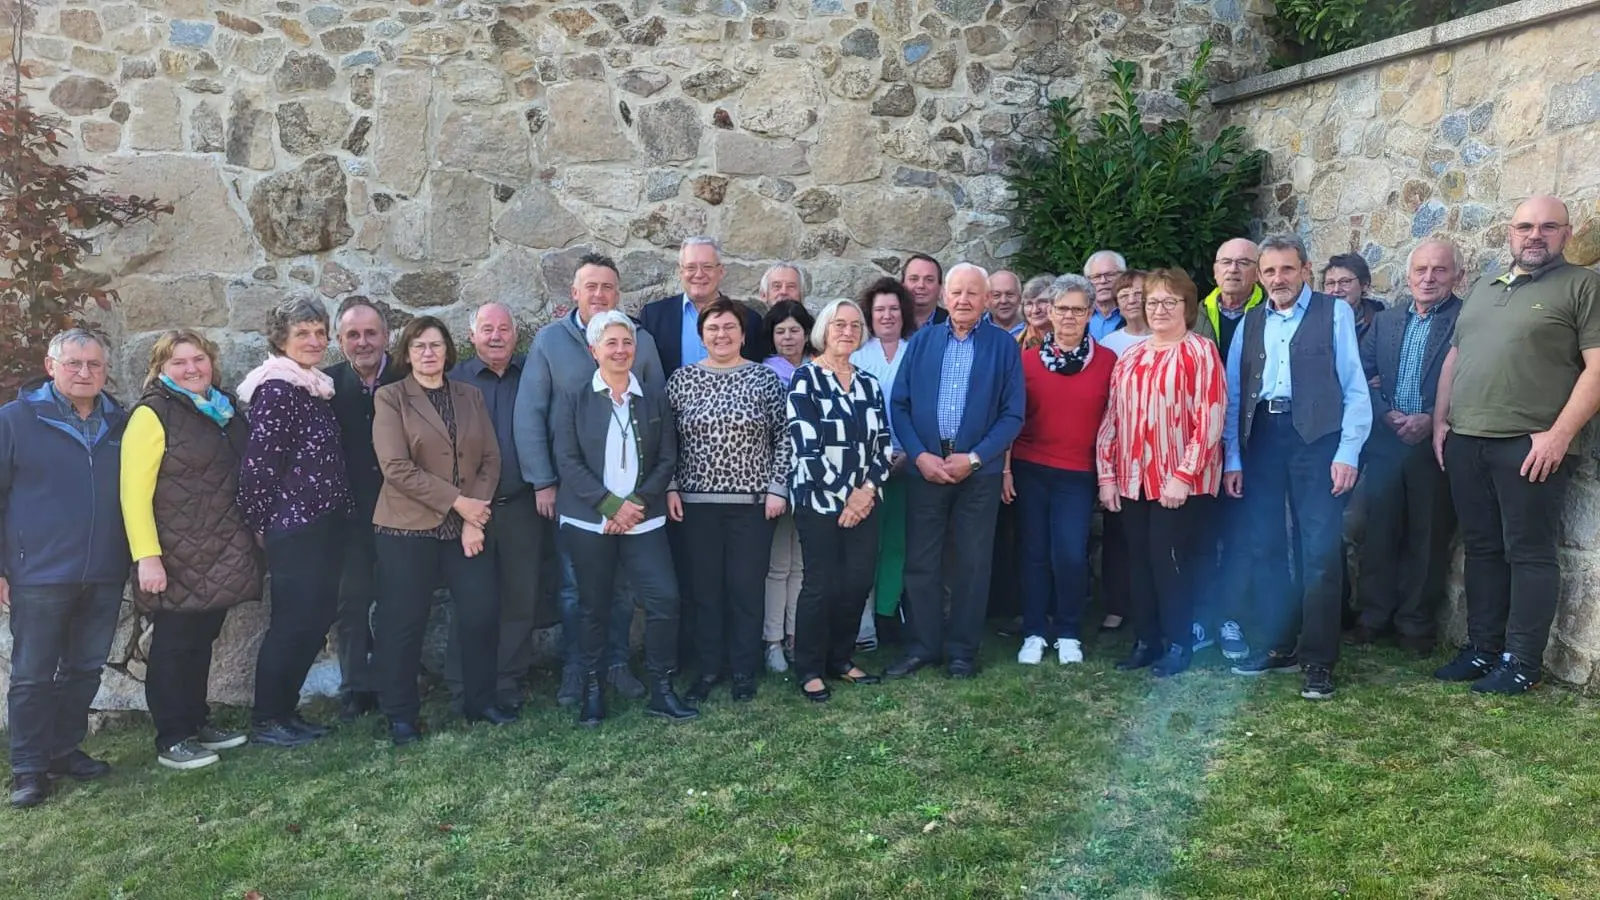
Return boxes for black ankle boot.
[646,674,700,722]
[577,674,605,728]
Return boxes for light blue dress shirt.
[935,326,976,441]
[1088,307,1124,342]
[1223,284,1372,472]
[680,294,708,367]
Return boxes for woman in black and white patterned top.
[665,297,793,705]
[785,298,894,702]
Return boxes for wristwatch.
[967,452,981,472]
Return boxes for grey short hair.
[468,301,515,332]
[1082,250,1127,276]
[1259,235,1311,265]
[1406,239,1465,274]
[810,297,864,352]
[1051,274,1095,302]
[585,309,636,348]
[759,262,808,300]
[46,328,111,361]
[679,235,721,260]
[946,261,991,283]
[266,296,331,357]
[1021,274,1057,300]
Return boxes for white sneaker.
[1219,620,1250,660]
[764,641,789,673]
[1017,635,1048,665]
[1056,638,1084,664]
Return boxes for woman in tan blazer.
[371,315,508,746]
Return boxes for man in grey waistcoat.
[1222,235,1371,701]
[514,253,666,706]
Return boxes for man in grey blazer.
[513,252,666,706]
[1351,239,1465,656]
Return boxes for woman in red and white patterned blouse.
[1095,267,1226,678]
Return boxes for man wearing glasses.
[1431,195,1600,695]
[0,329,128,808]
[1196,238,1263,355]
[1083,250,1129,341]
[639,236,765,375]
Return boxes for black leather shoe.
[946,659,977,680]
[730,673,757,702]
[285,714,330,739]
[250,720,315,749]
[799,677,831,703]
[8,773,50,809]
[389,721,422,747]
[684,674,721,705]
[578,674,605,728]
[1115,640,1164,671]
[466,705,518,726]
[339,691,378,723]
[645,675,700,722]
[830,663,882,685]
[47,750,111,782]
[885,655,933,679]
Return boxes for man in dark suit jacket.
[638,236,765,375]
[324,297,402,722]
[1352,239,1465,656]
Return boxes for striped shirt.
[936,328,976,441]
[1392,305,1436,415]
[1095,332,1227,500]
[786,363,893,515]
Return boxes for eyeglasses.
[1216,258,1258,269]
[1324,277,1361,290]
[55,359,106,373]
[1510,222,1568,236]
[1144,298,1183,311]
[680,264,723,275]
[1088,272,1122,282]
[410,341,446,354]
[1053,306,1092,317]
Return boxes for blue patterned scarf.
[161,374,235,428]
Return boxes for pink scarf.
[237,355,335,403]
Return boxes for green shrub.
[1005,43,1266,290]
[1270,0,1513,66]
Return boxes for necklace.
[609,397,634,472]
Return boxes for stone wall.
[1216,0,1600,687]
[0,0,1273,726]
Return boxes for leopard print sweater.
[666,361,793,503]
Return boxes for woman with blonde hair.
[1017,274,1057,350]
[122,330,263,770]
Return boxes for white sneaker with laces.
[1056,638,1084,665]
[1017,635,1048,665]
[1219,620,1250,660]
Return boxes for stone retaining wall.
[1216,0,1600,687]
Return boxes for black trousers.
[902,475,1003,663]
[6,582,121,775]
[1121,497,1202,650]
[147,609,228,750]
[1192,494,1251,630]
[1098,511,1131,619]
[681,503,776,681]
[793,506,880,681]
[334,514,379,696]
[445,492,549,706]
[374,533,500,722]
[254,515,342,724]
[562,524,680,676]
[1357,435,1456,639]
[1445,433,1569,668]
[666,520,697,668]
[1242,415,1347,668]
[987,500,1020,619]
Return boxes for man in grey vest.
[1222,235,1371,701]
[515,253,666,706]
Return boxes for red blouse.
[1095,332,1226,499]
[1012,342,1115,473]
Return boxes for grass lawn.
[4,632,1600,900]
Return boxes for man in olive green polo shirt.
[1431,195,1600,694]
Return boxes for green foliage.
[1005,43,1266,290]
[1270,0,1515,66]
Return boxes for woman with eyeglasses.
[1096,268,1226,678]
[1009,275,1116,667]
[1017,274,1056,350]
[1097,271,1152,358]
[1323,254,1384,340]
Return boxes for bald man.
[1196,238,1263,354]
[1432,195,1600,695]
[984,270,1025,337]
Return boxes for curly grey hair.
[266,296,331,357]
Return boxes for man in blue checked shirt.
[1350,239,1464,659]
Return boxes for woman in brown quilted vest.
[121,330,264,771]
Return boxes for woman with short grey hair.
[236,297,351,749]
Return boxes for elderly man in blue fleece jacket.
[887,262,1026,680]
[0,329,129,809]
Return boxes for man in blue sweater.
[887,263,1026,679]
[0,329,129,808]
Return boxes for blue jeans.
[558,544,633,670]
[1013,460,1097,641]
[6,582,123,774]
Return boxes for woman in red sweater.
[1009,275,1116,666]
[1096,268,1226,677]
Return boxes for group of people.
[3,193,1596,810]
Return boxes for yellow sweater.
[119,405,166,562]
